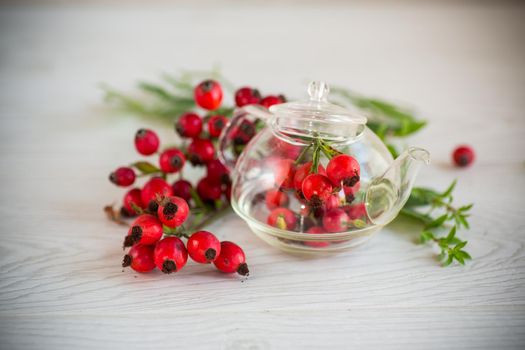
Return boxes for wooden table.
[1,2,524,349]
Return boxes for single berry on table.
[197,177,223,201]
[235,87,261,107]
[109,167,136,187]
[213,241,249,276]
[188,138,215,165]
[122,188,144,216]
[157,196,189,228]
[122,244,156,273]
[194,80,223,110]
[154,237,188,274]
[322,208,350,233]
[326,154,360,187]
[267,207,297,230]
[159,148,186,173]
[172,179,193,203]
[176,112,203,138]
[207,115,228,138]
[265,188,289,210]
[452,145,475,167]
[187,231,221,264]
[141,177,173,210]
[302,174,333,205]
[123,214,163,247]
[135,129,160,155]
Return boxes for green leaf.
[457,250,472,260]
[445,226,457,242]
[443,254,454,266]
[454,240,468,250]
[455,253,465,265]
[424,214,448,229]
[420,231,434,243]
[441,180,457,198]
[131,161,161,175]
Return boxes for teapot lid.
[269,81,367,142]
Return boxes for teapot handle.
[217,105,273,171]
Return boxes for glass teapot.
[218,81,430,254]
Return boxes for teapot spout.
[365,147,430,226]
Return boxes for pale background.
[0,1,524,349]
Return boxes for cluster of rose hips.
[122,208,248,276]
[108,79,287,273]
[261,139,367,245]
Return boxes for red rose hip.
[109,167,136,187]
[267,207,297,230]
[122,188,144,216]
[159,148,186,173]
[123,214,163,247]
[157,196,189,228]
[304,226,330,248]
[135,129,160,155]
[213,241,249,276]
[122,244,156,273]
[302,174,333,204]
[187,231,221,263]
[197,177,222,201]
[326,154,360,187]
[207,115,228,138]
[293,161,326,191]
[322,208,350,233]
[154,237,188,274]
[452,145,475,167]
[265,189,289,210]
[176,112,203,138]
[188,138,215,165]
[194,80,223,110]
[260,95,286,109]
[141,177,173,210]
[235,87,261,107]
[171,179,193,203]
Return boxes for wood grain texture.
[0,1,524,349]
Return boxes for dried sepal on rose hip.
[187,231,221,264]
[109,166,136,187]
[154,236,188,274]
[134,128,160,155]
[194,80,223,111]
[123,214,163,248]
[157,196,189,228]
[213,241,249,276]
[122,244,156,273]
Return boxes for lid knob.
[307,81,329,102]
